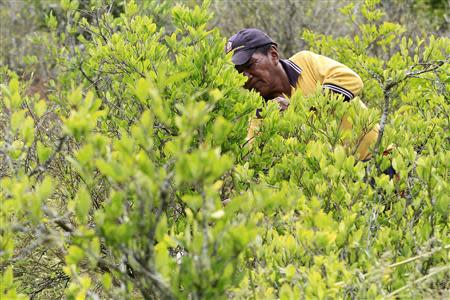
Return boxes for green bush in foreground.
[1,0,449,299]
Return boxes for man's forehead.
[248,52,265,61]
[237,55,256,67]
[243,52,268,66]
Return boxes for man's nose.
[243,70,253,79]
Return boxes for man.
[225,28,379,161]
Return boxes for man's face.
[235,50,278,99]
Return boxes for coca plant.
[1,0,448,299]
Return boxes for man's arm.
[303,51,364,101]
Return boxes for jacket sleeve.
[300,51,376,161]
[306,51,363,101]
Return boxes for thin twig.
[386,265,450,298]
[29,135,68,177]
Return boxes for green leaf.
[75,144,94,165]
[37,176,53,201]
[334,145,346,169]
[96,159,116,179]
[74,187,91,224]
[2,266,14,288]
[37,141,52,163]
[155,214,168,242]
[21,116,35,146]
[11,110,26,132]
[68,86,83,106]
[135,78,149,103]
[66,245,85,265]
[285,264,296,280]
[102,273,112,290]
[279,284,293,300]
[212,116,232,145]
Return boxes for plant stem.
[386,265,450,298]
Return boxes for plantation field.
[1,0,449,299]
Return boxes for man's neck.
[265,64,292,100]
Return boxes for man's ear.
[269,46,280,64]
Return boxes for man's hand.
[222,198,231,206]
[270,96,290,111]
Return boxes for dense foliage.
[1,0,449,299]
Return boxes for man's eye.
[236,65,251,73]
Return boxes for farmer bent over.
[226,28,379,161]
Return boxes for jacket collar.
[280,59,302,87]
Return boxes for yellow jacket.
[247,50,379,161]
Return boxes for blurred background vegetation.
[1,0,448,83]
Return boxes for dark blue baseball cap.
[225,28,277,65]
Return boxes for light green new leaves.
[63,90,105,140]
[0,266,28,300]
[3,0,449,299]
[70,186,91,224]
[1,77,22,110]
[175,148,233,185]
[135,77,171,124]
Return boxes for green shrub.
[1,0,448,299]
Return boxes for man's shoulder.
[289,50,316,63]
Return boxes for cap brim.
[232,49,254,65]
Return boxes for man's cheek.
[256,85,268,97]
